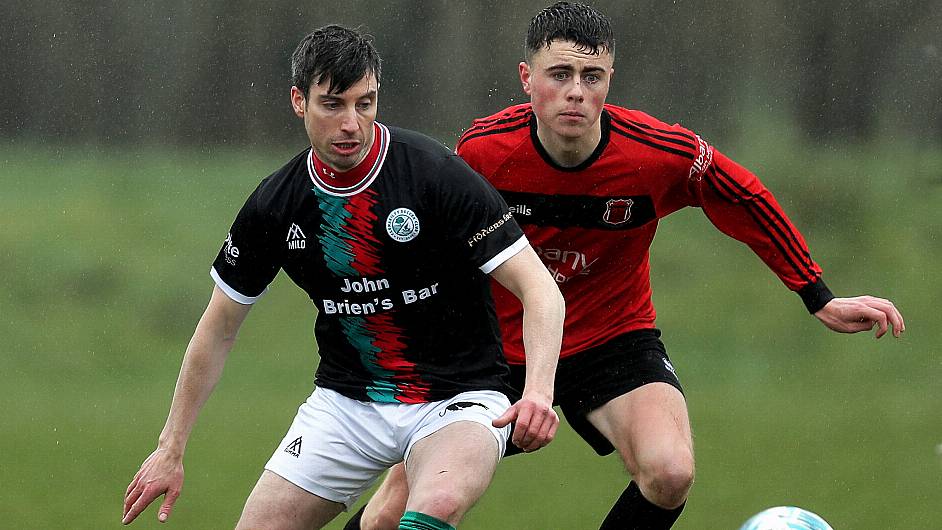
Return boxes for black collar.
[530,109,610,172]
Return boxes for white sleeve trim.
[210,267,266,305]
[479,235,529,274]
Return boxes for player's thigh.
[401,390,510,521]
[587,381,693,475]
[404,420,501,517]
[237,470,345,530]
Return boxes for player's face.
[291,73,378,172]
[520,39,613,141]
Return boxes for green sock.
[398,510,456,530]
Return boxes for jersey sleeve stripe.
[712,162,817,273]
[707,166,818,284]
[479,235,529,274]
[210,267,264,305]
[610,124,694,160]
[704,166,738,202]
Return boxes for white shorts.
[264,387,512,509]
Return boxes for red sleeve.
[688,148,834,313]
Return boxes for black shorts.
[506,328,683,456]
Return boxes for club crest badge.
[603,198,634,225]
[386,207,420,242]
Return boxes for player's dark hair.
[291,24,382,97]
[526,2,614,60]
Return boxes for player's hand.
[814,296,905,338]
[122,448,184,525]
[493,392,558,452]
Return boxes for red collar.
[309,122,388,195]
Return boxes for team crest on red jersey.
[603,198,634,225]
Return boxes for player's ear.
[519,61,532,94]
[290,86,306,118]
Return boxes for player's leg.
[397,390,511,528]
[556,329,692,529]
[589,382,694,528]
[402,421,500,528]
[343,463,409,530]
[237,470,345,529]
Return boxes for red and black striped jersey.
[457,103,833,364]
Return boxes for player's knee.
[634,450,694,509]
[653,461,694,508]
[408,490,462,525]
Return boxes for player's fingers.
[125,474,141,499]
[887,305,905,337]
[126,453,159,498]
[527,410,558,451]
[518,419,538,450]
[511,406,534,449]
[491,403,517,428]
[864,309,889,339]
[122,486,161,525]
[522,406,559,451]
[547,411,559,441]
[874,321,888,339]
[123,480,147,518]
[158,488,181,523]
[862,297,905,337]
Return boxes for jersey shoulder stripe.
[609,115,697,151]
[470,103,532,127]
[609,122,694,160]
[607,107,698,143]
[456,105,533,152]
[605,105,699,159]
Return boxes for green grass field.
[2,140,939,529]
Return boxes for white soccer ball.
[739,506,834,530]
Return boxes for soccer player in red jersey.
[346,3,905,529]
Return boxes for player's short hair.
[526,2,614,61]
[291,24,382,97]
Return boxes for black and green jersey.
[212,122,526,403]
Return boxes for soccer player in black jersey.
[346,3,905,530]
[121,25,564,530]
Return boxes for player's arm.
[122,286,252,525]
[690,149,904,337]
[489,245,564,452]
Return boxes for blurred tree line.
[2,0,940,148]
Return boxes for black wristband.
[798,277,835,314]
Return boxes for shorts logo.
[284,436,302,457]
[385,208,420,242]
[603,199,634,225]
[662,357,676,375]
[439,401,489,417]
[286,223,306,250]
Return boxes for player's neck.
[535,120,602,168]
